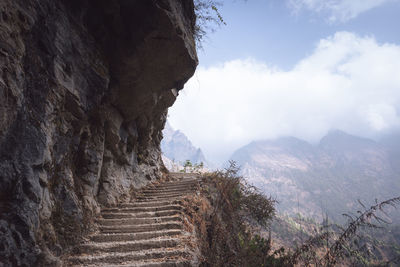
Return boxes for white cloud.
[288,0,395,22]
[168,32,400,164]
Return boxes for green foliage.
[182,160,205,173]
[194,0,226,47]
[193,161,204,173]
[183,159,192,173]
[183,159,192,167]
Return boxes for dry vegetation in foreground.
[182,161,400,266]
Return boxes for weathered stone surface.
[0,0,197,265]
[66,173,200,266]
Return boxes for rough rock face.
[0,0,197,266]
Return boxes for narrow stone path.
[65,173,200,267]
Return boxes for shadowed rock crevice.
[0,0,197,266]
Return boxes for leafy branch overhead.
[194,0,226,47]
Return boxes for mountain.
[161,122,210,167]
[230,130,400,222]
[380,132,400,174]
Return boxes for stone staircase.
[65,173,200,267]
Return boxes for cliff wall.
[0,0,197,265]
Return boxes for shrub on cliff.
[182,161,280,266]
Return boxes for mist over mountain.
[161,122,211,167]
[230,130,400,222]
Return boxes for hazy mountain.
[161,122,210,167]
[380,132,400,174]
[230,130,400,222]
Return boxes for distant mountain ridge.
[230,130,400,222]
[161,122,210,167]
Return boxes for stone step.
[130,261,191,267]
[135,194,192,201]
[97,215,182,226]
[137,192,191,199]
[144,187,195,194]
[68,247,189,265]
[145,185,197,193]
[164,178,198,183]
[134,196,187,202]
[135,196,184,202]
[142,188,196,193]
[102,204,183,214]
[90,229,183,243]
[101,209,182,219]
[152,182,199,188]
[78,260,192,267]
[170,173,198,178]
[99,222,183,234]
[145,186,197,193]
[114,200,182,209]
[150,181,199,188]
[76,261,191,267]
[140,190,192,196]
[141,188,196,194]
[75,238,181,254]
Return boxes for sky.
[167,0,400,165]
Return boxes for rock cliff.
[0,0,197,265]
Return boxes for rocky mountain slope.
[230,130,400,222]
[0,0,197,265]
[161,122,209,167]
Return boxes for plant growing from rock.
[194,0,226,47]
[183,161,279,266]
